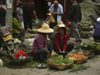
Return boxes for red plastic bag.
[14,50,28,59]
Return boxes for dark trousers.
[35,42,53,59]
[54,44,74,53]
[24,14,32,30]
[0,16,5,26]
[13,29,25,37]
[93,35,100,41]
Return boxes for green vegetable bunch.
[50,55,73,65]
[77,42,98,50]
[96,44,100,51]
[71,64,90,72]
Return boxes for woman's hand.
[47,50,50,54]
[63,51,65,53]
[59,50,62,53]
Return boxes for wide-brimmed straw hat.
[37,23,54,33]
[56,21,64,26]
[97,17,100,23]
[55,24,69,32]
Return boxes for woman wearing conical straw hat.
[33,23,54,61]
[53,24,74,53]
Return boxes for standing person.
[24,0,37,31]
[49,0,63,28]
[33,23,54,61]
[93,17,100,41]
[53,24,74,53]
[68,0,82,43]
[16,2,24,28]
[0,1,6,26]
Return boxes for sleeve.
[36,37,45,49]
[49,4,54,12]
[63,34,69,51]
[68,5,76,20]
[59,5,63,14]
[13,19,21,31]
[54,34,61,50]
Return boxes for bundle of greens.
[49,56,73,65]
[96,44,100,51]
[77,42,98,49]
[71,64,90,72]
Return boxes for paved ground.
[0,38,100,75]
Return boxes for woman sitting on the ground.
[12,12,25,37]
[33,23,54,60]
[93,17,100,41]
[53,24,74,53]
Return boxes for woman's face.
[58,28,64,35]
[16,14,19,19]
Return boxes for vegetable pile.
[69,54,87,60]
[96,44,100,50]
[49,55,73,65]
[71,64,90,72]
[78,42,98,49]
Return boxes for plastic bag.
[49,14,55,23]
[35,18,40,24]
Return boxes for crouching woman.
[33,23,54,60]
[53,24,74,53]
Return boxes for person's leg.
[36,48,47,59]
[66,44,74,52]
[24,16,28,31]
[54,44,63,54]
[28,15,32,29]
[47,42,53,54]
[93,35,97,41]
[68,25,73,40]
[20,29,25,37]
[71,21,82,42]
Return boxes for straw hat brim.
[54,27,69,32]
[37,28,54,33]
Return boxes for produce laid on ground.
[27,28,38,33]
[71,64,90,72]
[69,54,87,60]
[69,54,88,64]
[77,42,98,50]
[77,42,100,54]
[47,55,74,70]
[49,56,74,65]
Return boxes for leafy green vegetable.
[49,55,73,65]
[71,64,90,72]
[96,44,100,51]
[26,61,46,67]
[77,42,98,50]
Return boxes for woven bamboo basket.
[47,57,74,70]
[74,57,88,64]
[8,43,32,63]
